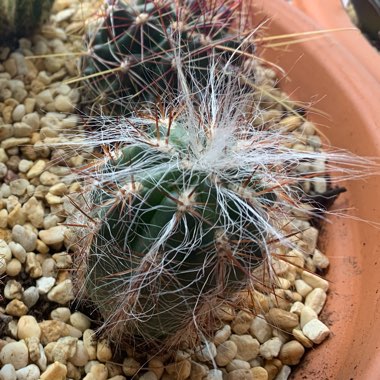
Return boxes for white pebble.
[0,341,29,369]
[302,319,330,344]
[249,316,272,343]
[36,277,56,294]
[259,337,283,360]
[300,307,318,329]
[305,288,327,314]
[15,364,40,380]
[0,364,16,380]
[206,369,223,380]
[195,341,217,362]
[302,271,329,291]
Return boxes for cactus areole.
[85,117,275,347]
[0,0,54,45]
[82,0,248,111]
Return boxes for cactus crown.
[82,0,250,113]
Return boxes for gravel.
[0,1,333,379]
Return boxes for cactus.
[81,0,250,113]
[0,0,54,45]
[64,59,371,350]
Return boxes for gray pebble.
[22,286,40,308]
[12,224,37,252]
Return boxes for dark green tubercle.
[0,0,55,46]
[82,0,249,114]
[85,121,274,347]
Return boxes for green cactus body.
[82,0,248,113]
[0,0,54,45]
[85,119,273,346]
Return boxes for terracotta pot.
[293,0,380,83]
[250,1,380,379]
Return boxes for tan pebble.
[7,204,26,228]
[97,339,112,362]
[313,177,327,193]
[44,342,56,363]
[45,193,63,205]
[289,301,304,316]
[50,307,71,322]
[305,288,327,314]
[227,369,253,380]
[259,337,283,360]
[229,335,260,361]
[66,362,81,379]
[294,279,313,298]
[292,328,313,348]
[68,340,89,367]
[16,364,40,380]
[302,227,319,255]
[6,258,22,277]
[226,359,250,372]
[90,363,108,380]
[5,299,28,317]
[39,320,69,345]
[51,336,77,364]
[25,252,42,278]
[25,336,40,362]
[166,360,191,380]
[189,360,208,379]
[231,310,253,335]
[10,178,29,196]
[0,257,6,276]
[249,316,272,344]
[27,160,46,179]
[250,366,268,380]
[36,239,50,255]
[40,361,67,380]
[12,104,25,122]
[69,311,91,332]
[301,271,329,291]
[0,209,8,228]
[54,95,73,113]
[66,324,82,338]
[52,252,72,269]
[83,329,97,360]
[264,363,279,380]
[0,239,12,262]
[139,372,157,380]
[39,226,66,245]
[214,324,231,345]
[40,171,59,186]
[312,249,330,269]
[122,357,140,376]
[148,358,164,379]
[265,308,299,332]
[284,249,304,269]
[49,183,68,196]
[106,361,123,377]
[17,316,41,339]
[215,305,236,321]
[215,340,237,367]
[302,319,330,344]
[47,279,74,304]
[278,340,305,365]
[22,197,44,228]
[4,279,23,299]
[41,257,57,277]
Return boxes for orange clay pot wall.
[250,1,380,379]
